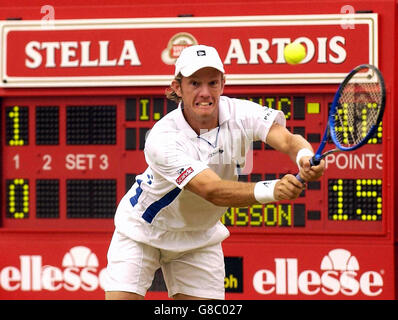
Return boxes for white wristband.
[254,180,279,204]
[296,148,314,168]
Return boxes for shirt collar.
[218,96,231,125]
[175,103,197,139]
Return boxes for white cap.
[174,45,225,77]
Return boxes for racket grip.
[296,155,320,183]
[310,156,320,166]
[295,173,305,183]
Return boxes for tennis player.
[104,45,325,300]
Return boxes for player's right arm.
[185,121,320,207]
[185,168,303,207]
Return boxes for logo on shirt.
[263,108,274,121]
[176,167,194,185]
[208,147,224,159]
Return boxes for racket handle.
[296,155,320,183]
[295,173,305,183]
[310,156,320,166]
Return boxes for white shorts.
[103,230,226,299]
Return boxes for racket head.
[329,64,386,151]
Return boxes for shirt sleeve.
[144,129,209,189]
[236,99,286,143]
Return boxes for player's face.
[172,67,225,133]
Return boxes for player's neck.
[182,105,219,135]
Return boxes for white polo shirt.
[114,96,285,251]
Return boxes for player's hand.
[298,156,325,182]
[274,174,305,201]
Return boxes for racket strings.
[335,80,382,147]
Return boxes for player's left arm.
[266,122,325,182]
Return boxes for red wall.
[0,0,397,300]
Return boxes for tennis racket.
[296,64,386,182]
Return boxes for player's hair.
[165,72,226,103]
[165,73,183,103]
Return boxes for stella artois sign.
[0,14,378,87]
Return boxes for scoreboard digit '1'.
[1,92,385,234]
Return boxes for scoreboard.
[2,92,384,234]
[0,5,396,300]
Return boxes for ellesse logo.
[253,249,383,296]
[176,167,194,185]
[0,246,106,292]
[63,246,99,268]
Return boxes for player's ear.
[171,79,182,97]
[221,74,226,93]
